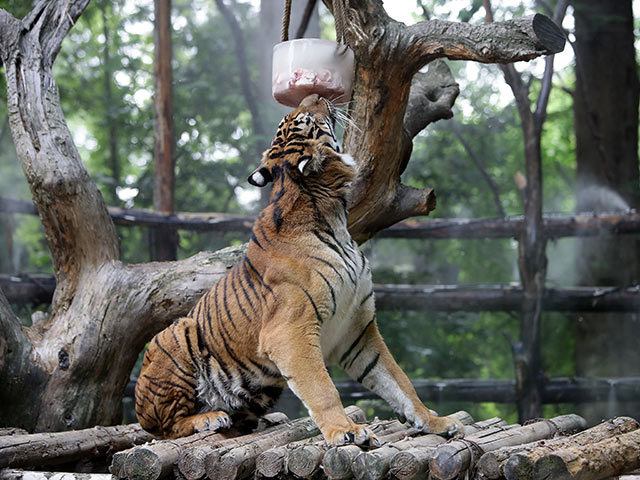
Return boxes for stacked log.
[111,409,352,480]
[476,416,640,479]
[386,417,508,480]
[3,411,639,479]
[428,414,587,480]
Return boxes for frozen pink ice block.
[272,39,354,108]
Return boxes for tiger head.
[248,94,356,197]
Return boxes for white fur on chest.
[319,249,374,365]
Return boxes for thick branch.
[2,0,119,312]
[403,61,460,139]
[407,14,565,70]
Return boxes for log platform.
[0,410,638,480]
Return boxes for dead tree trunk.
[0,0,563,432]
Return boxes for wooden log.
[4,197,640,239]
[0,469,114,480]
[531,428,640,480]
[387,417,508,480]
[323,445,364,480]
[9,272,640,313]
[203,406,365,480]
[475,416,640,480]
[117,411,289,480]
[0,423,154,469]
[429,414,587,480]
[350,411,475,480]
[114,428,237,480]
[281,419,415,479]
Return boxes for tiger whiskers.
[333,106,361,133]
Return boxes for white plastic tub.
[272,39,355,108]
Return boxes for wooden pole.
[151,0,178,261]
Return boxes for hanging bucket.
[272,39,354,108]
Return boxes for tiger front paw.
[324,423,378,446]
[408,408,463,438]
[195,411,232,432]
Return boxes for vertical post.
[152,0,178,261]
[515,119,547,421]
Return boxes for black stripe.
[235,267,257,314]
[314,269,337,317]
[311,256,345,283]
[339,317,375,366]
[222,276,238,331]
[346,344,365,370]
[184,326,199,366]
[300,287,323,324]
[242,260,262,302]
[357,353,380,383]
[360,289,374,306]
[249,358,281,379]
[246,258,276,298]
[250,232,265,251]
[231,272,253,323]
[152,336,196,383]
[312,230,357,283]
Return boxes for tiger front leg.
[339,315,462,437]
[259,321,375,445]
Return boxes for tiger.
[134,93,462,443]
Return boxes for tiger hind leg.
[168,410,232,438]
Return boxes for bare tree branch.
[534,0,569,126]
[450,120,506,217]
[406,14,565,72]
[403,61,460,139]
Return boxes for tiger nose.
[299,94,321,108]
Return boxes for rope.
[281,0,292,42]
[333,0,348,45]
[281,0,350,47]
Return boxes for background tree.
[571,0,640,423]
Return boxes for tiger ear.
[248,166,273,187]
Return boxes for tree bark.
[571,0,640,426]
[0,470,113,480]
[205,407,365,480]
